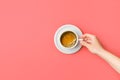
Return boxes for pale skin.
[80,33,120,74]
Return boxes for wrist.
[95,48,106,55]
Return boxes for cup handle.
[78,39,83,41]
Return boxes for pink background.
[0,0,120,80]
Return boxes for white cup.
[59,30,79,49]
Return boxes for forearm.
[96,49,120,74]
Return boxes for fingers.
[81,33,95,39]
[80,33,96,42]
[83,33,95,37]
[80,33,94,48]
[80,40,90,48]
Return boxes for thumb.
[80,40,90,48]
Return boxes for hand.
[80,34,120,74]
[80,33,104,54]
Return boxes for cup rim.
[59,30,79,49]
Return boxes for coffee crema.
[60,31,77,48]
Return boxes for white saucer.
[54,24,83,54]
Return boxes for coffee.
[60,31,77,48]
